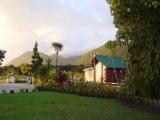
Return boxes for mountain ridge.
[5,43,126,66]
[74,44,126,65]
[5,51,82,66]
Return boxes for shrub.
[38,82,119,98]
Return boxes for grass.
[0,92,159,120]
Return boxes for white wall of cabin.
[84,69,94,82]
[84,62,106,83]
[95,62,106,82]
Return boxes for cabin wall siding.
[95,62,106,82]
[84,69,94,82]
[105,68,125,83]
[95,62,102,82]
[84,62,125,83]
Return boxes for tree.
[47,58,52,70]
[32,41,43,71]
[0,50,6,65]
[48,68,56,86]
[107,0,160,98]
[105,40,118,55]
[37,65,49,85]
[52,42,63,80]
[32,41,43,80]
[5,65,15,75]
[105,40,120,83]
[19,64,31,75]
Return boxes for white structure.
[0,75,35,94]
[7,75,16,83]
[83,62,107,83]
[26,76,32,84]
[0,83,35,93]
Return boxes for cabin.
[83,55,126,83]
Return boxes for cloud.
[0,0,116,65]
[35,27,53,36]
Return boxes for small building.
[83,55,126,83]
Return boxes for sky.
[0,0,116,64]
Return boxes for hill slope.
[6,51,81,66]
[50,54,81,65]
[74,45,126,66]
[6,52,51,66]
[6,42,126,66]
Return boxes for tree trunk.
[93,54,96,82]
[111,58,119,84]
[55,51,59,81]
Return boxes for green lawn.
[0,92,159,120]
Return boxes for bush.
[38,82,118,98]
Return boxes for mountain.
[5,52,50,66]
[74,45,111,65]
[74,44,126,66]
[6,51,81,66]
[50,54,81,65]
[6,42,126,66]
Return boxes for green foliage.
[0,65,31,76]
[51,82,117,98]
[32,41,43,72]
[52,42,63,52]
[31,41,43,80]
[105,40,127,58]
[107,0,160,98]
[74,42,126,66]
[105,40,118,54]
[67,71,84,81]
[69,82,109,97]
[37,65,49,85]
[3,65,14,75]
[0,50,6,65]
[32,64,56,86]
[19,64,31,75]
[73,72,84,81]
[60,65,84,72]
[0,67,3,75]
[47,68,56,86]
[46,58,52,69]
[74,45,112,65]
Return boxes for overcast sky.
[0,0,116,64]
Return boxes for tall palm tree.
[52,42,63,80]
